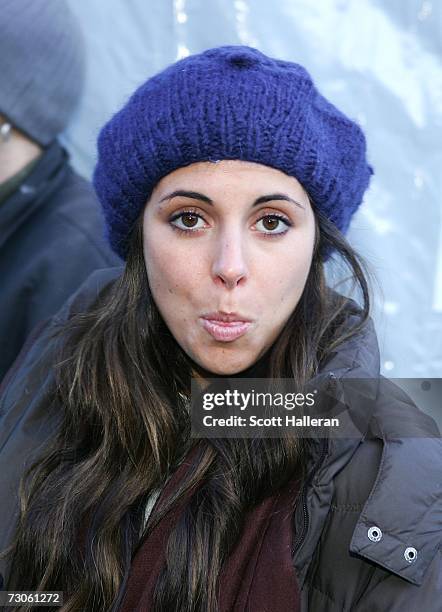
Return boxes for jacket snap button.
[367,526,382,542]
[404,547,418,563]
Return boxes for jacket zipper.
[291,370,337,554]
[291,435,329,555]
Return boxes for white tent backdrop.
[63,0,442,378]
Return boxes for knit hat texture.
[93,45,373,260]
[0,0,85,146]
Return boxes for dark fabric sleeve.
[0,266,122,583]
[352,549,442,612]
[0,318,50,402]
[24,219,120,340]
[305,545,442,612]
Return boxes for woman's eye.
[169,211,207,231]
[255,215,291,234]
[169,211,292,235]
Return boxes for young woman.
[0,46,440,612]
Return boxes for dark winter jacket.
[0,267,440,611]
[0,140,120,381]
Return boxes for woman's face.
[143,160,316,375]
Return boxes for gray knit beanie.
[0,0,85,146]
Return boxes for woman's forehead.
[151,159,308,200]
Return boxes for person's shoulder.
[334,375,441,495]
[39,153,121,267]
[336,379,441,571]
[319,288,380,382]
[310,385,441,610]
[53,265,124,323]
[0,266,123,409]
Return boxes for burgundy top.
[118,445,301,612]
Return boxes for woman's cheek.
[153,264,197,307]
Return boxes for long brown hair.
[3,203,374,611]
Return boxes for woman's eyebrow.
[254,193,304,209]
[159,190,213,205]
[159,190,304,209]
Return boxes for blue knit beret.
[93,45,373,260]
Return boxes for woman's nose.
[211,230,248,289]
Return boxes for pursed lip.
[200,312,253,342]
[201,311,252,323]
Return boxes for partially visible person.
[0,0,120,381]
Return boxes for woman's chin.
[191,358,254,378]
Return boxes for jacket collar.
[0,140,67,250]
[314,303,441,586]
